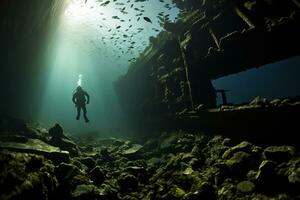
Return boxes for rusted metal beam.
[178,36,195,110]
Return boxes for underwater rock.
[99,148,115,162]
[222,141,254,159]
[122,143,143,159]
[55,163,81,184]
[48,123,79,157]
[69,174,92,189]
[118,173,138,192]
[0,151,58,200]
[263,146,295,163]
[203,136,229,165]
[225,151,256,177]
[249,96,269,106]
[1,118,300,199]
[173,186,186,198]
[70,184,104,200]
[125,166,148,184]
[186,181,215,200]
[236,181,255,193]
[71,184,94,199]
[89,166,105,185]
[288,168,300,184]
[254,160,281,192]
[0,138,70,164]
[159,132,179,152]
[287,159,300,185]
[77,157,96,171]
[142,138,159,151]
[217,179,236,200]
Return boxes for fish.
[100,1,110,6]
[143,17,152,23]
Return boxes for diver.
[72,86,90,122]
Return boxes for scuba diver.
[72,86,90,122]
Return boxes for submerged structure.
[115,0,300,143]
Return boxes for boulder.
[70,184,104,200]
[285,158,300,186]
[0,138,70,164]
[0,151,57,200]
[89,166,105,185]
[122,144,143,159]
[142,138,159,151]
[288,169,300,184]
[217,180,236,200]
[125,166,148,183]
[186,181,215,200]
[118,173,138,192]
[236,181,255,193]
[249,96,268,106]
[99,148,114,162]
[225,151,254,177]
[78,157,96,171]
[255,160,276,180]
[222,141,253,159]
[263,146,295,163]
[254,160,284,193]
[55,163,81,183]
[48,123,79,157]
[159,133,178,152]
[173,186,186,198]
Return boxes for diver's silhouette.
[72,86,90,122]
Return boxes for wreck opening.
[213,56,300,106]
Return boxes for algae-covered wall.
[0,0,69,117]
